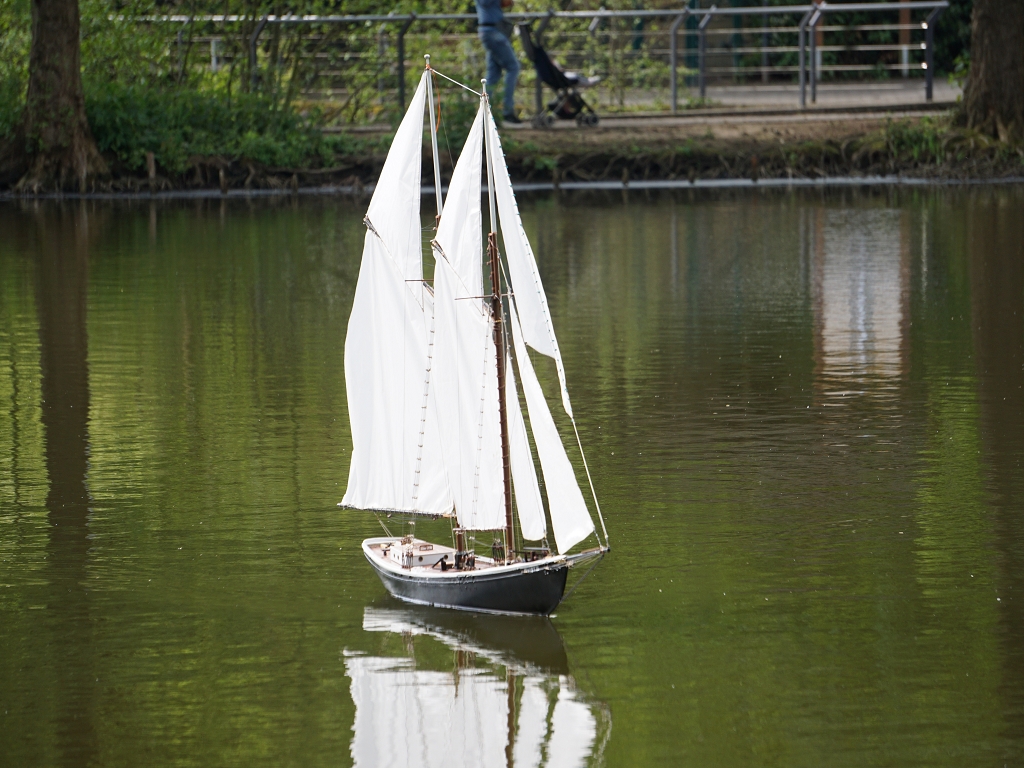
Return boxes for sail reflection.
[346,606,610,768]
[812,208,910,398]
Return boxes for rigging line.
[431,70,442,133]
[559,551,605,606]
[436,109,455,198]
[374,512,394,538]
[571,418,609,549]
[432,67,483,96]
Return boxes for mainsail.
[482,111,595,553]
[342,72,451,516]
[506,356,547,542]
[430,107,506,531]
[484,113,575,418]
[507,300,594,554]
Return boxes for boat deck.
[366,538,500,575]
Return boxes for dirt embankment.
[500,113,1024,185]
[4,112,1023,194]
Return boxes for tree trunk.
[963,0,1024,141]
[18,0,107,192]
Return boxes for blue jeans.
[479,26,520,116]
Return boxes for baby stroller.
[518,25,600,128]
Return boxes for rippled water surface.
[2,186,1023,767]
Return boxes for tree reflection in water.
[35,203,98,768]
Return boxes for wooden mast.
[489,229,514,562]
[424,55,444,223]
[482,84,515,563]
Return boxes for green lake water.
[1,185,1023,767]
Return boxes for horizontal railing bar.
[651,27,930,36]
[703,62,929,72]
[136,3,949,26]
[723,42,927,53]
[208,24,939,42]
[261,42,929,57]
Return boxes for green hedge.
[84,81,377,173]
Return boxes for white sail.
[366,71,432,281]
[431,105,506,531]
[508,301,594,554]
[342,73,452,515]
[507,357,547,541]
[485,112,574,418]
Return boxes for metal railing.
[149,2,950,118]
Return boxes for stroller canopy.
[519,25,577,90]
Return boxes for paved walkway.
[701,79,960,109]
[504,80,960,132]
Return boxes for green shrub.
[883,117,945,162]
[84,81,350,172]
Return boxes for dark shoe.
[503,113,523,124]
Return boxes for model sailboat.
[341,60,608,616]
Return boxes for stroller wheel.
[543,113,556,128]
[586,113,600,127]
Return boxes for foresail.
[508,301,595,554]
[366,71,431,280]
[485,112,574,418]
[342,73,452,516]
[507,358,547,542]
[435,107,486,294]
[431,105,506,531]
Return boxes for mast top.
[424,53,431,69]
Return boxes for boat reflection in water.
[345,605,610,767]
[812,208,911,395]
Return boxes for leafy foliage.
[933,0,973,75]
[882,117,947,161]
[85,81,386,172]
[0,0,29,138]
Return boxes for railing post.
[670,13,687,114]
[809,7,822,104]
[798,6,814,108]
[378,18,391,102]
[249,15,269,91]
[698,8,715,100]
[535,11,555,118]
[762,0,769,83]
[924,6,943,102]
[397,14,416,111]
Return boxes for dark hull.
[365,551,570,616]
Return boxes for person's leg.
[480,27,520,117]
[480,28,504,106]
[501,49,521,116]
